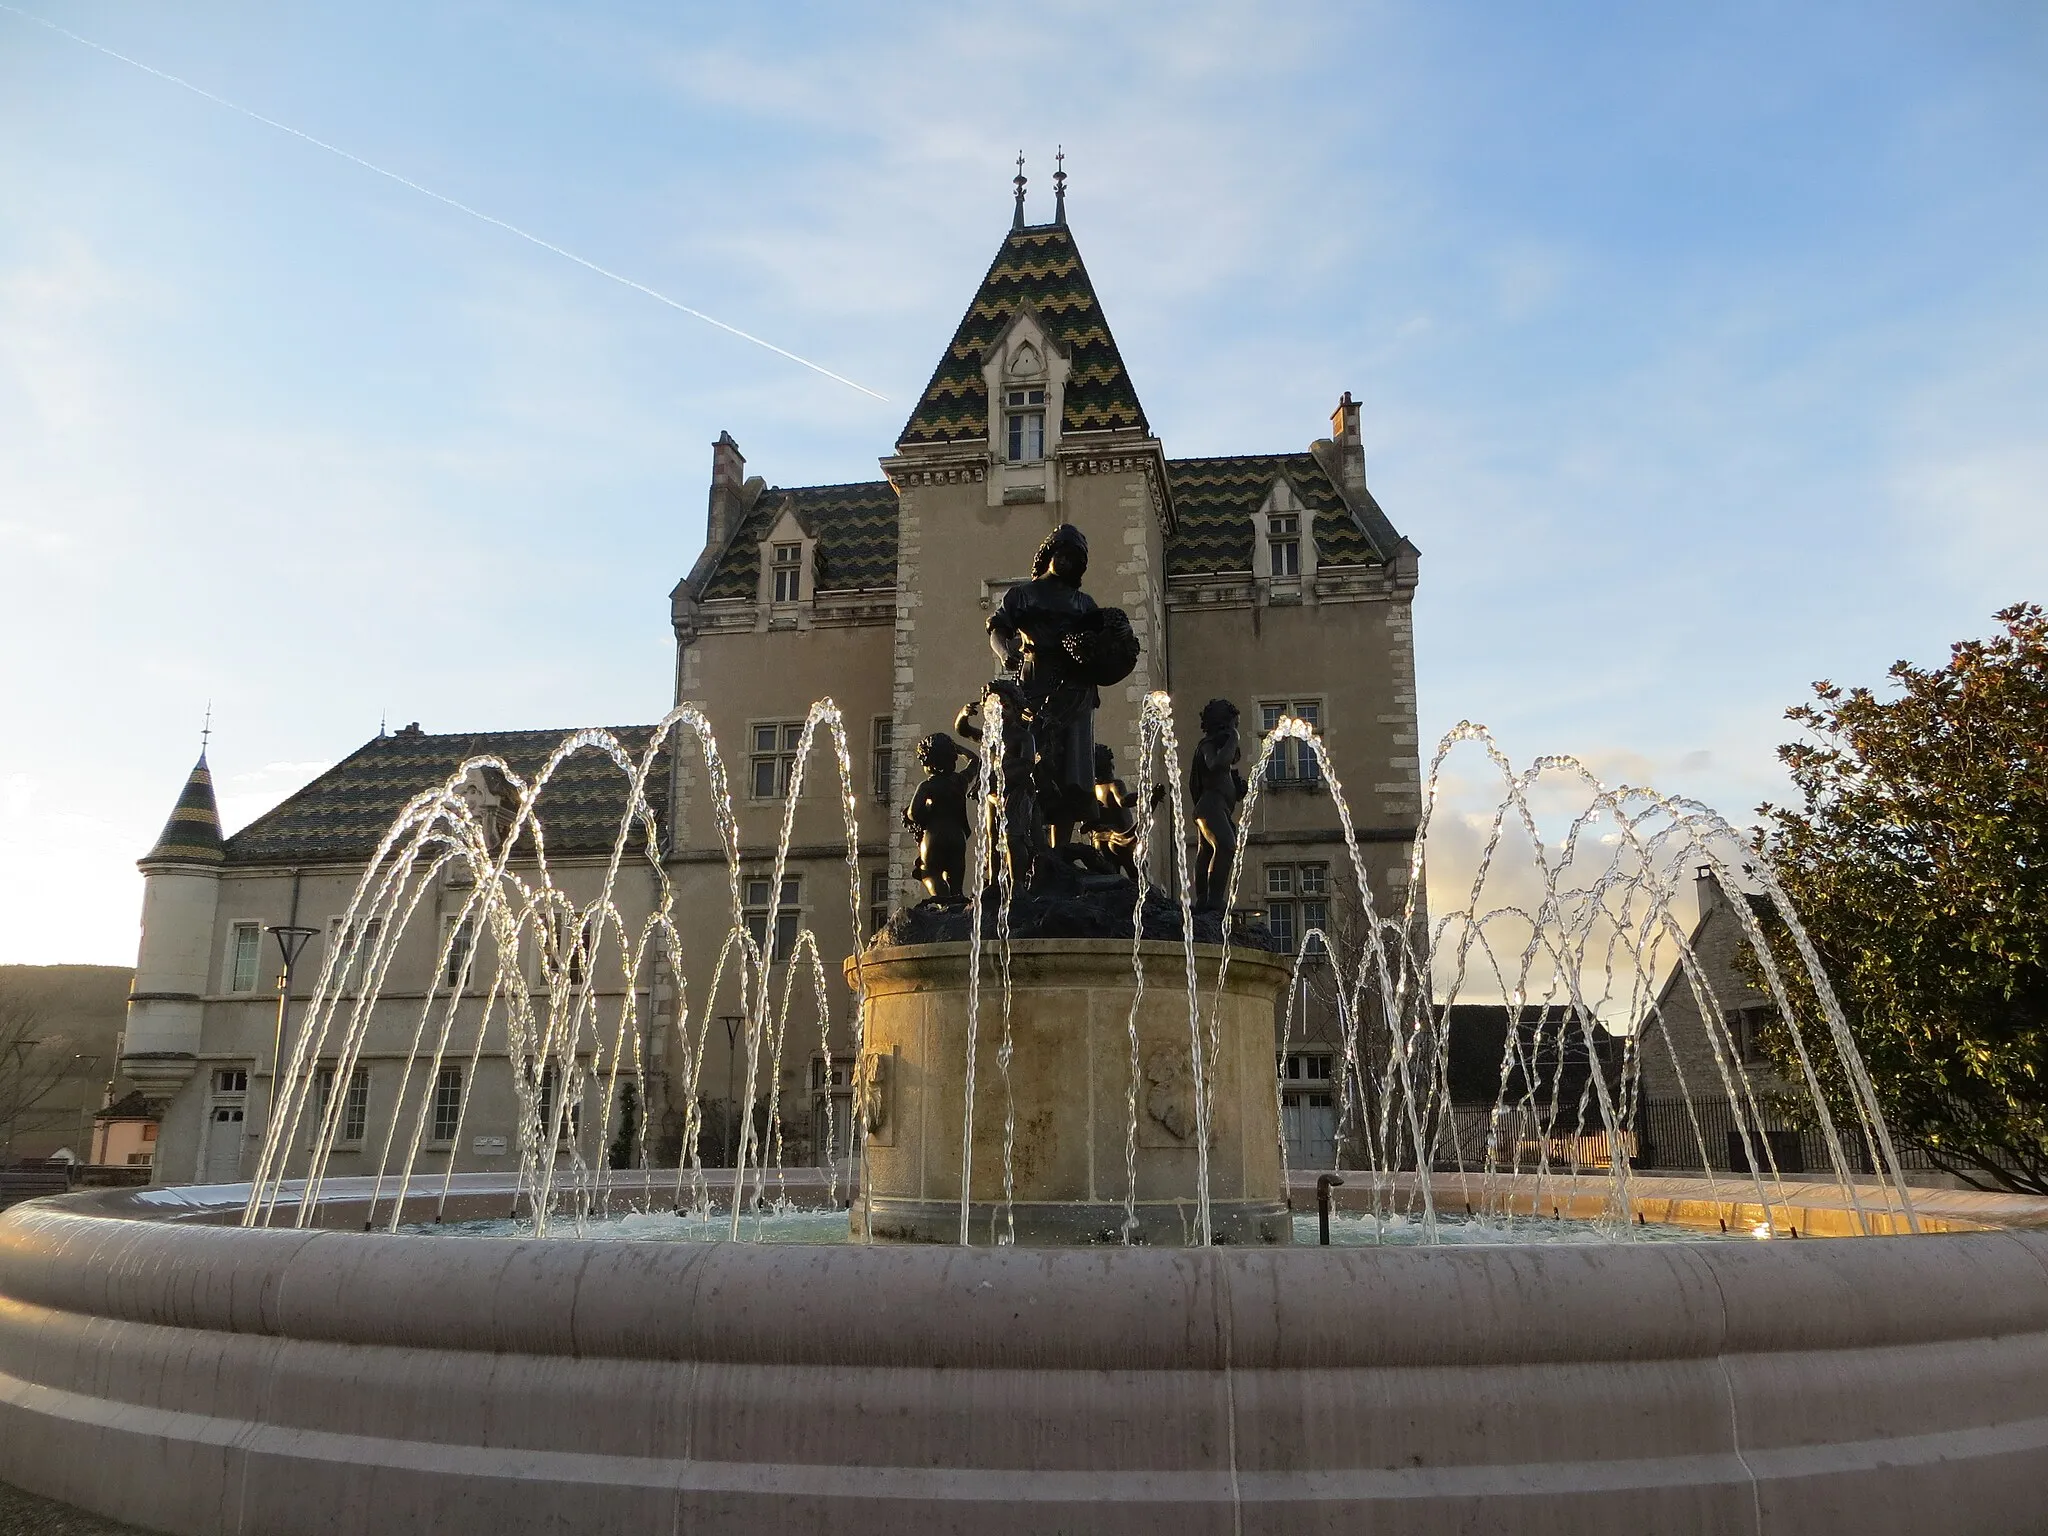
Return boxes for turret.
[123,752,226,1111]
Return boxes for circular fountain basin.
[8,1176,2048,1533]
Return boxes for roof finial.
[1012,150,1027,230]
[1053,146,1067,225]
[199,700,212,761]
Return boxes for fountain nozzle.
[1317,1174,1345,1246]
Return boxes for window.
[1725,1004,1773,1064]
[1265,868,1297,953]
[1259,699,1323,787]
[869,869,892,937]
[1269,513,1301,577]
[751,722,804,800]
[1279,1051,1334,1084]
[1265,863,1330,956]
[813,1055,853,1166]
[443,913,475,990]
[230,923,264,992]
[534,1060,581,1144]
[771,542,802,604]
[1005,387,1046,462]
[214,1068,248,1096]
[314,1063,369,1145]
[1278,1052,1336,1167]
[558,912,597,986]
[326,915,383,993]
[871,717,895,805]
[431,1065,463,1143]
[744,876,802,958]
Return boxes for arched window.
[1003,343,1047,463]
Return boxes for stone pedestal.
[843,938,1293,1245]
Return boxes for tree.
[608,1079,640,1170]
[0,985,65,1164]
[1757,603,2048,1193]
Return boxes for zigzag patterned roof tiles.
[699,481,900,603]
[899,223,1148,447]
[1164,452,1381,576]
[141,753,226,867]
[222,727,669,866]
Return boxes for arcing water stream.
[242,698,1918,1244]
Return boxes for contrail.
[1,4,889,401]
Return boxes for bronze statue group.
[903,525,1249,920]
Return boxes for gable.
[697,481,900,602]
[899,224,1147,448]
[1164,452,1381,576]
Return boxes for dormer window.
[1004,388,1046,462]
[1269,514,1301,577]
[771,542,802,603]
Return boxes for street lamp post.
[723,1016,744,1169]
[266,925,320,1141]
[72,1054,101,1166]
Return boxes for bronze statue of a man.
[986,524,1137,864]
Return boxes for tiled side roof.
[698,481,900,603]
[141,753,225,867]
[899,223,1148,447]
[223,727,668,866]
[1164,453,1382,577]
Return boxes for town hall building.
[122,182,1424,1186]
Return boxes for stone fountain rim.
[12,1175,2048,1531]
[8,1175,2048,1371]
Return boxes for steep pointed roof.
[899,221,1148,448]
[140,753,226,868]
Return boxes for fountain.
[7,532,2048,1531]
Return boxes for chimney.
[1329,391,1366,503]
[706,431,746,553]
[1695,865,1722,917]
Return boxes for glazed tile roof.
[141,753,226,867]
[1163,452,1383,576]
[222,727,669,866]
[698,481,900,603]
[898,222,1148,448]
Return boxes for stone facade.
[1635,871,1797,1109]
[129,207,1423,1186]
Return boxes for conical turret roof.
[140,752,226,868]
[898,220,1148,449]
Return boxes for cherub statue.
[903,732,975,901]
[1190,699,1248,914]
[955,678,1040,884]
[1087,743,1158,883]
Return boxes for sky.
[1,2,2044,966]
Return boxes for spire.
[1012,151,1027,230]
[140,750,226,868]
[1053,146,1067,225]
